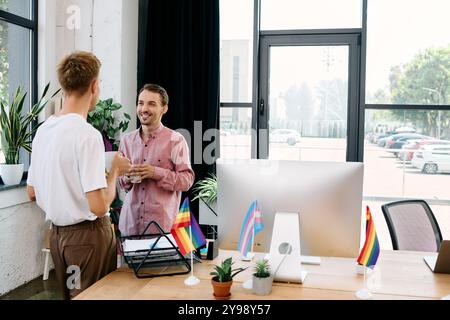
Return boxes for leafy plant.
[191,173,217,206]
[210,257,247,282]
[87,98,131,151]
[253,259,271,278]
[0,83,60,164]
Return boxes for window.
[364,109,450,200]
[366,0,450,105]
[220,0,253,103]
[219,108,252,159]
[266,45,349,162]
[0,0,31,19]
[219,0,450,247]
[261,0,362,30]
[0,0,36,176]
[219,0,255,159]
[364,0,450,206]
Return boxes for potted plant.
[87,98,131,152]
[210,257,247,299]
[87,98,131,172]
[192,173,217,228]
[252,259,273,296]
[0,84,60,185]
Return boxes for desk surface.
[75,250,450,300]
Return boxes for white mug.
[130,175,142,184]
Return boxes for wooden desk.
[75,250,450,300]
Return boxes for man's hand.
[129,164,155,180]
[111,153,132,176]
[26,185,36,202]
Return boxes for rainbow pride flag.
[237,200,264,257]
[357,206,380,269]
[170,198,206,256]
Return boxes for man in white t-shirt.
[26,51,131,299]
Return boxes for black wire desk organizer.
[118,221,192,279]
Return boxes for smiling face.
[137,90,168,128]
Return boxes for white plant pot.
[105,151,117,173]
[252,275,273,296]
[0,163,24,186]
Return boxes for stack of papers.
[122,234,178,252]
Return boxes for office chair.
[381,200,442,252]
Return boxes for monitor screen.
[217,159,364,258]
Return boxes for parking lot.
[221,135,450,200]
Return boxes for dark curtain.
[138,0,220,217]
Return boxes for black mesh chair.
[381,200,442,252]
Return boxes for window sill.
[0,179,31,210]
[0,179,28,192]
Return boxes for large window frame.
[219,0,450,205]
[0,0,38,187]
[220,0,450,159]
[220,0,367,161]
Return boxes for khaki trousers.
[50,216,117,300]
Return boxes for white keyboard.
[264,254,321,265]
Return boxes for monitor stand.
[266,212,308,284]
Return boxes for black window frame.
[0,0,38,189]
[220,0,450,158]
[219,0,367,161]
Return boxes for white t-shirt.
[27,113,107,226]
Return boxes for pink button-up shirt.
[118,125,195,236]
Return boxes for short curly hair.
[57,51,101,95]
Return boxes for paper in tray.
[122,234,178,252]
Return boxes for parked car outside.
[371,132,391,144]
[270,129,301,146]
[411,145,450,174]
[400,139,450,161]
[377,135,395,147]
[386,135,429,157]
[384,133,428,149]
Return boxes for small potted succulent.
[210,257,247,299]
[252,259,273,296]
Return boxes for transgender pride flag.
[237,200,264,257]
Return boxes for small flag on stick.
[357,206,380,269]
[237,200,264,257]
[171,198,206,256]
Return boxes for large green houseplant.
[0,83,60,185]
[87,98,131,152]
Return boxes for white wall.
[0,189,49,296]
[0,0,139,296]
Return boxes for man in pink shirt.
[118,84,195,236]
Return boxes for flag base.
[355,288,373,300]
[242,278,253,289]
[184,276,200,286]
[241,252,255,261]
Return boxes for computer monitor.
[217,159,364,258]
